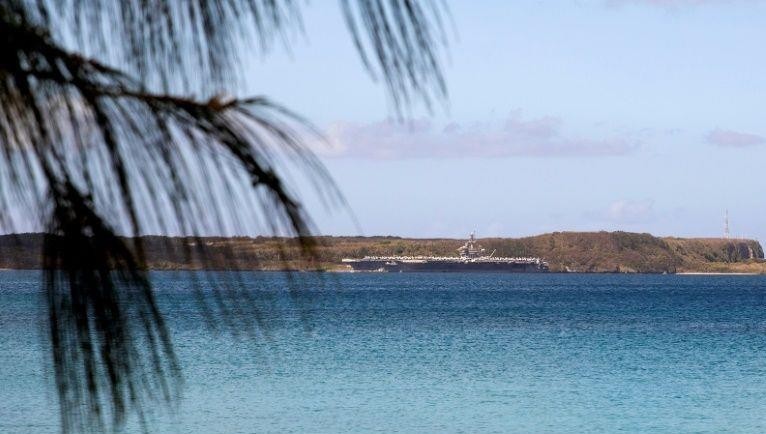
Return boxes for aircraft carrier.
[342,233,549,273]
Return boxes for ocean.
[2,271,766,433]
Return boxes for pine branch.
[30,0,447,106]
[0,1,449,432]
[1,6,333,431]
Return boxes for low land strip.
[0,231,763,274]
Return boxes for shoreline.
[676,272,762,276]
[0,267,763,275]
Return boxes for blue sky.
[243,0,766,240]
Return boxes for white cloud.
[706,129,766,148]
[316,112,639,160]
[606,199,655,223]
[609,0,757,6]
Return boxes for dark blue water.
[2,271,766,433]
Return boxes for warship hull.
[343,259,548,273]
[341,233,549,273]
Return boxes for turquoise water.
[2,271,766,433]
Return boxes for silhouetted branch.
[0,0,448,432]
[31,0,447,105]
[341,0,447,110]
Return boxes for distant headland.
[0,232,763,274]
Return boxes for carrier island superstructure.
[342,233,549,273]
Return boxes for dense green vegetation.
[1,232,763,273]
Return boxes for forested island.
[0,231,763,274]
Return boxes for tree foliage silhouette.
[0,0,447,432]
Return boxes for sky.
[249,0,766,240]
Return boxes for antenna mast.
[724,210,730,239]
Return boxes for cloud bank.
[317,113,638,160]
[610,0,756,6]
[583,199,655,225]
[706,129,766,148]
[606,199,655,223]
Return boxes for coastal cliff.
[479,232,764,273]
[0,232,762,273]
[317,231,764,273]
